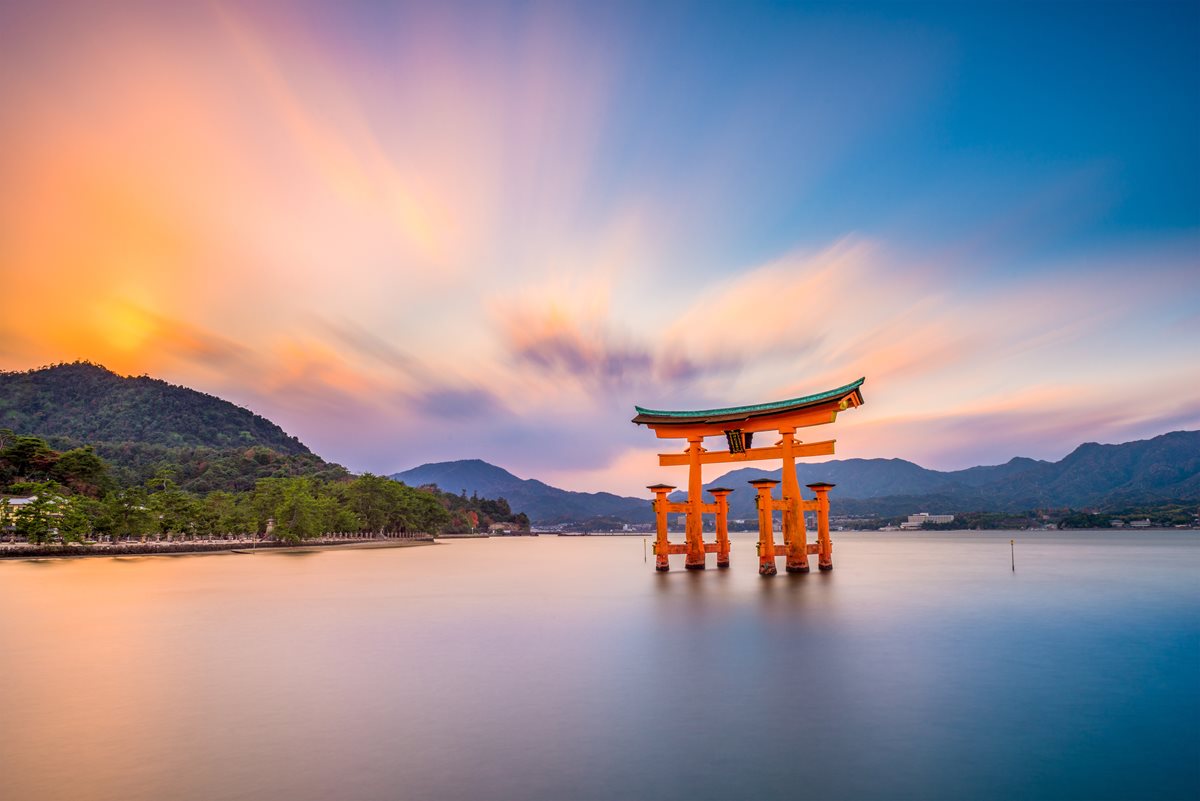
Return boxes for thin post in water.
[1011,539,1015,572]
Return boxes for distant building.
[1130,519,1152,528]
[1110,519,1126,527]
[900,512,954,529]
[1,495,37,523]
[487,521,531,534]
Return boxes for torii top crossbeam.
[632,377,865,467]
[632,377,865,430]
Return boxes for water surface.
[1,532,1197,801]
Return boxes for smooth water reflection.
[1,532,1197,801]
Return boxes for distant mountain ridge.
[680,430,1200,519]
[396,431,1200,524]
[390,459,652,525]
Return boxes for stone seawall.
[0,535,435,559]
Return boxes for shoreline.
[0,537,437,562]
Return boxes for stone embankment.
[0,533,435,559]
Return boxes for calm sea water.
[1,532,1197,801]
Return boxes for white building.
[900,512,955,529]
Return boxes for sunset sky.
[1,1,1197,495]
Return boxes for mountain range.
[681,430,1200,519]
[396,430,1200,523]
[391,459,653,525]
[3,363,1196,521]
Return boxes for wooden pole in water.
[1011,539,1015,572]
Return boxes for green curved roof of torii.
[632,377,865,425]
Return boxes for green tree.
[102,487,155,542]
[347,473,401,533]
[401,486,451,533]
[272,479,320,541]
[250,478,289,534]
[51,446,113,497]
[200,491,255,537]
[146,466,177,493]
[58,495,101,543]
[0,496,12,540]
[1,436,59,481]
[146,474,196,540]
[13,482,61,545]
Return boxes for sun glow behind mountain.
[1,1,1197,495]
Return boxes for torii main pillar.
[685,436,705,569]
[633,378,865,575]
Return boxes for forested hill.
[0,362,341,491]
[0,362,309,454]
[0,364,531,539]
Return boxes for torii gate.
[632,378,865,576]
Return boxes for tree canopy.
[0,433,523,544]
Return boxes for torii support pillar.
[709,487,733,568]
[750,478,780,576]
[807,482,835,571]
[780,428,811,574]
[684,436,705,570]
[648,484,675,572]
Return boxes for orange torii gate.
[632,378,865,576]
